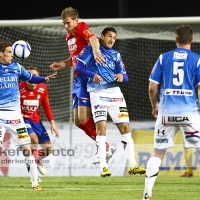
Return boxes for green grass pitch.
[0,176,199,200]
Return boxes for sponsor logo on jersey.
[23,100,39,106]
[38,88,44,93]
[0,83,16,89]
[69,44,77,51]
[68,38,75,45]
[21,105,37,112]
[165,89,193,96]
[83,30,93,38]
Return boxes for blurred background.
[1,0,200,19]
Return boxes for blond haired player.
[49,7,115,164]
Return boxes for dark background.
[1,0,200,20]
[1,0,200,121]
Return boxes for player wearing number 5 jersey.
[142,25,200,200]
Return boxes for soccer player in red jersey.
[49,7,115,164]
[19,66,59,178]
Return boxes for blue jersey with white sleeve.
[0,61,45,111]
[149,48,200,116]
[76,44,127,92]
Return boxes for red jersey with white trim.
[19,82,54,123]
[66,22,94,75]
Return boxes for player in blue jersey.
[76,27,146,177]
[142,25,200,200]
[0,40,56,191]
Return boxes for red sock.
[79,118,110,150]
[78,117,96,141]
[31,148,39,164]
[38,149,49,161]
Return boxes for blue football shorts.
[72,76,91,110]
[24,119,50,144]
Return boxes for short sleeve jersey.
[149,48,200,116]
[77,44,127,92]
[19,82,54,123]
[66,22,94,75]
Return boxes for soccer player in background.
[19,66,59,180]
[0,40,57,190]
[181,148,193,177]
[76,27,146,177]
[49,7,115,164]
[143,25,200,199]
[180,89,200,177]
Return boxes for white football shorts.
[90,90,129,124]
[0,110,30,146]
[154,114,200,150]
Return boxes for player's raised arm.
[49,56,72,71]
[89,35,104,64]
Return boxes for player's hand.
[49,62,63,71]
[93,74,103,84]
[152,103,158,118]
[45,72,57,81]
[114,74,123,82]
[93,51,104,64]
[50,121,59,138]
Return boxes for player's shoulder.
[77,22,89,29]
[9,61,22,70]
[107,47,121,58]
[37,83,47,90]
[190,50,200,58]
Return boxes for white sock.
[26,156,38,187]
[144,156,162,198]
[96,135,107,169]
[121,132,137,167]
